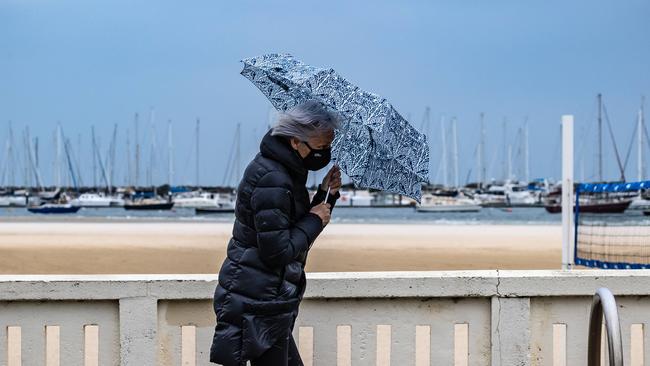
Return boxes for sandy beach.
[0,220,561,274]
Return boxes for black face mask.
[300,141,331,171]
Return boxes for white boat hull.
[417,204,482,213]
[173,199,222,208]
[629,197,650,210]
[0,196,29,207]
[72,200,112,207]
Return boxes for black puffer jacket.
[210,131,338,365]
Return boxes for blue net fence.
[574,181,650,269]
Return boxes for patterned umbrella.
[241,53,429,202]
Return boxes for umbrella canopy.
[241,53,429,202]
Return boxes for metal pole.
[587,288,624,366]
[562,115,574,270]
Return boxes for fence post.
[491,296,531,366]
[119,297,158,365]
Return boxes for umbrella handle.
[324,186,331,203]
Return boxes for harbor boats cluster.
[0,94,645,216]
[3,179,650,216]
[0,186,237,214]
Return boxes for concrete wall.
[0,270,649,365]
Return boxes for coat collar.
[260,130,308,179]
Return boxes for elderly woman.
[210,100,342,366]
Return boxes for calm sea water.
[2,206,650,225]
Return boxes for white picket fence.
[0,270,649,365]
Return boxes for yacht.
[27,193,80,214]
[543,185,633,214]
[336,190,374,207]
[0,194,29,207]
[71,193,124,207]
[504,183,538,206]
[475,185,508,207]
[28,203,80,214]
[174,191,235,209]
[475,182,538,207]
[417,193,481,213]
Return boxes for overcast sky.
[1,0,649,187]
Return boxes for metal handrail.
[587,287,624,366]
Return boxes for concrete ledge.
[1,270,650,300]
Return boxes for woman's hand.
[310,203,331,227]
[321,165,342,195]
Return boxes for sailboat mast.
[24,128,43,190]
[55,125,61,187]
[479,112,480,186]
[77,133,82,186]
[236,122,241,182]
[639,97,645,181]
[91,126,97,188]
[524,118,530,183]
[598,93,603,181]
[148,108,156,187]
[168,120,174,185]
[507,145,512,181]
[451,117,459,188]
[195,118,200,187]
[109,124,117,192]
[7,122,15,187]
[126,129,132,186]
[24,128,32,188]
[502,118,507,181]
[440,116,448,187]
[34,136,39,176]
[421,107,431,183]
[134,113,140,187]
[0,127,7,187]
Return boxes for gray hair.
[271,100,340,141]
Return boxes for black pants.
[250,332,303,366]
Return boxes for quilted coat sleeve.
[250,170,324,268]
[310,184,340,211]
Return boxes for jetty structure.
[0,270,648,364]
